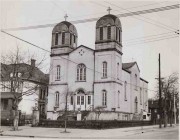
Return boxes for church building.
[47,11,149,120]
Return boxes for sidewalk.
[0,124,178,139]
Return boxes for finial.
[107,7,112,14]
[64,14,68,21]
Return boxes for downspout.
[93,51,95,111]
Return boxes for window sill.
[124,99,127,101]
[134,89,138,91]
[101,77,107,79]
[75,80,86,82]
[55,79,61,81]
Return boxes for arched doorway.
[76,89,85,111]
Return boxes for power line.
[1,30,158,93]
[124,31,175,41]
[104,1,179,32]
[107,1,179,31]
[122,1,170,10]
[2,4,179,31]
[124,35,178,46]
[27,1,170,25]
[125,33,178,44]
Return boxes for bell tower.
[94,8,123,111]
[51,14,78,56]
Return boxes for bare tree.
[1,47,47,130]
[156,72,179,127]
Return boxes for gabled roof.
[140,77,148,83]
[1,63,49,85]
[122,62,140,72]
[70,45,94,54]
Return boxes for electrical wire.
[104,1,179,32]
[125,33,178,44]
[2,4,179,31]
[1,30,159,93]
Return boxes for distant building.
[0,59,49,122]
[47,13,149,120]
[148,99,159,124]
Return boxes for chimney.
[31,59,36,67]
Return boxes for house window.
[117,63,119,79]
[77,64,86,81]
[62,32,65,44]
[107,26,111,39]
[1,99,8,110]
[77,96,80,105]
[1,81,5,91]
[70,96,73,105]
[56,65,61,80]
[81,96,84,105]
[135,74,137,90]
[124,81,127,101]
[100,27,103,40]
[102,90,107,106]
[55,33,58,45]
[102,61,107,78]
[118,91,120,108]
[55,92,59,107]
[88,96,91,105]
[140,88,142,104]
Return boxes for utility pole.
[158,53,162,128]
[174,92,176,125]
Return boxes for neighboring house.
[0,59,49,122]
[148,99,159,124]
[47,13,149,120]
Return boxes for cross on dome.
[64,14,68,21]
[107,7,112,14]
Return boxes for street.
[0,125,178,139]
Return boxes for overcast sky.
[0,0,179,98]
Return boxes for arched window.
[119,28,121,42]
[102,61,107,78]
[55,33,58,45]
[77,64,86,81]
[135,96,138,113]
[116,27,118,41]
[118,91,120,108]
[62,32,65,44]
[100,27,103,40]
[140,88,142,104]
[117,63,119,79]
[55,92,60,107]
[70,34,72,45]
[107,26,111,39]
[135,74,137,90]
[124,81,127,101]
[56,65,61,80]
[74,35,76,43]
[102,90,107,106]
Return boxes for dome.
[96,14,121,29]
[52,21,77,37]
